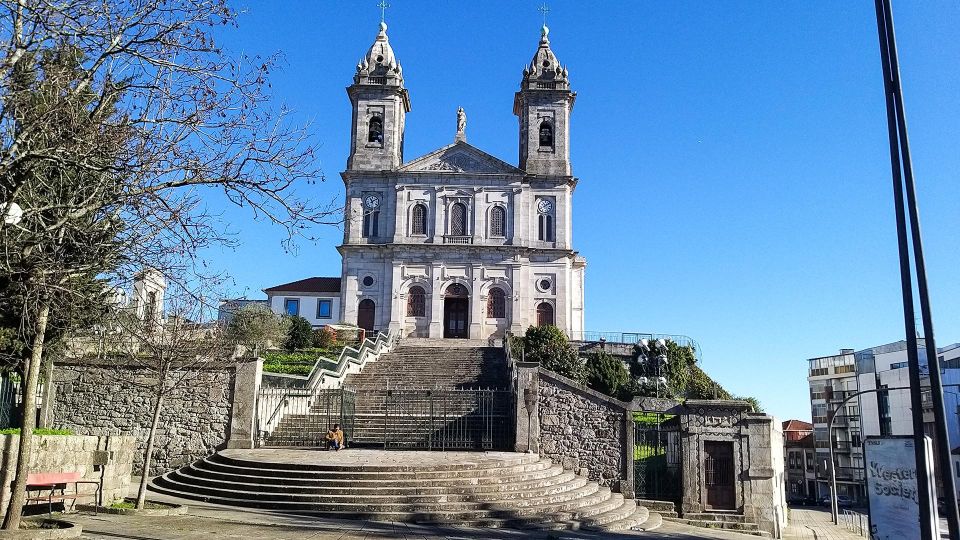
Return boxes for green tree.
[285,316,313,351]
[515,326,585,383]
[226,304,288,356]
[584,350,631,399]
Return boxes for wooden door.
[357,299,375,332]
[704,441,736,510]
[443,298,469,338]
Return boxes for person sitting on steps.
[326,424,344,451]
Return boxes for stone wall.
[537,369,630,492]
[0,435,135,519]
[52,362,236,475]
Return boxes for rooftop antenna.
[538,2,550,27]
[378,0,390,23]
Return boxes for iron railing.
[0,373,21,429]
[568,331,702,361]
[840,509,869,537]
[376,388,511,451]
[256,387,356,447]
[633,412,682,502]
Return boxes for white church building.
[333,22,586,340]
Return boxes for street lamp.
[638,339,669,398]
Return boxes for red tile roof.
[782,419,814,432]
[264,277,341,294]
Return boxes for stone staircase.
[150,450,660,532]
[265,343,513,449]
[664,511,766,536]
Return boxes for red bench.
[24,472,102,516]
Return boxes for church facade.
[339,22,586,340]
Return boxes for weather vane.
[538,2,550,26]
[378,0,390,23]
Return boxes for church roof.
[398,141,525,175]
[264,277,341,294]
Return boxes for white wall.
[268,293,342,327]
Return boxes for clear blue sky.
[205,2,960,422]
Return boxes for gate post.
[227,355,263,449]
[622,405,636,498]
[514,362,540,453]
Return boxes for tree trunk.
[37,353,54,429]
[136,390,164,509]
[2,301,49,530]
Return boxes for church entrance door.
[442,283,470,339]
[443,298,469,339]
[357,299,375,332]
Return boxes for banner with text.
[864,436,939,540]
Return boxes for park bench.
[24,472,102,516]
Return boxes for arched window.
[538,214,554,242]
[450,202,467,236]
[489,206,505,237]
[411,204,427,236]
[539,121,554,147]
[368,116,383,143]
[487,288,506,318]
[536,302,554,327]
[407,286,426,317]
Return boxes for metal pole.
[880,0,960,531]
[829,409,839,524]
[873,1,934,537]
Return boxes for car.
[820,495,855,507]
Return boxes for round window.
[542,60,550,68]
[376,55,384,63]
[362,276,374,287]
[538,279,552,292]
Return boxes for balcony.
[443,235,473,245]
[835,466,866,481]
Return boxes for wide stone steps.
[149,450,654,532]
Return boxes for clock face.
[537,199,553,214]
[364,195,381,210]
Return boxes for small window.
[450,202,467,236]
[538,214,554,242]
[317,299,332,319]
[539,121,554,147]
[284,298,300,317]
[412,204,427,235]
[536,302,554,327]
[407,286,426,317]
[362,276,375,287]
[487,288,506,318]
[363,210,379,238]
[368,116,383,143]
[490,206,505,237]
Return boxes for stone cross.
[378,0,390,23]
[456,107,467,142]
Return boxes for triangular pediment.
[399,141,524,175]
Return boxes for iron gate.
[257,387,356,447]
[634,412,681,502]
[380,388,510,450]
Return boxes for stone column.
[470,265,483,339]
[429,264,443,337]
[621,407,635,498]
[514,362,540,453]
[388,262,403,332]
[227,357,263,449]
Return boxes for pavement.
[57,491,766,540]
[782,508,867,540]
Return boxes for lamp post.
[638,339,669,398]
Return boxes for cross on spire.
[538,2,550,26]
[378,0,390,23]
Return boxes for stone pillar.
[514,362,540,453]
[227,357,263,449]
[429,264,443,338]
[621,408,635,498]
[470,264,483,339]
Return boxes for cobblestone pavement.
[784,508,867,540]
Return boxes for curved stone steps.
[148,450,651,532]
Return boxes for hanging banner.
[864,436,939,540]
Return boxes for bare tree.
[98,284,234,509]
[0,1,338,528]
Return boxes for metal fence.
[634,412,682,502]
[379,388,511,451]
[568,331,702,361]
[256,387,356,447]
[0,373,21,429]
[840,509,869,537]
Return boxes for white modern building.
[263,277,343,328]
[336,23,586,339]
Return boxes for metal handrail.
[567,330,702,361]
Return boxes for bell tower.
[347,22,411,171]
[514,25,576,177]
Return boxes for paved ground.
[59,493,765,540]
[218,448,531,468]
[783,508,866,540]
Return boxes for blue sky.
[206,2,960,422]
